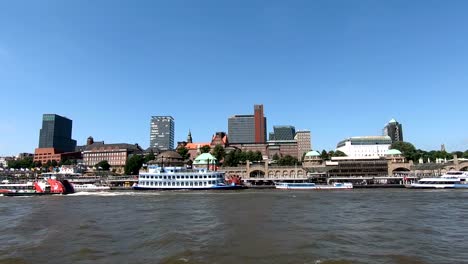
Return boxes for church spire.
[187,129,193,143]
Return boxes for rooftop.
[305,150,320,157]
[193,153,217,165]
[386,149,402,155]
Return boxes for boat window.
[172,182,175,186]
[177,176,180,179]
[151,182,154,186]
[190,176,193,179]
[151,176,154,179]
[181,182,184,186]
[195,175,198,179]
[204,176,207,179]
[204,182,207,186]
[164,176,167,179]
[163,182,167,186]
[195,182,198,186]
[190,182,193,186]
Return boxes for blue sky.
[1,0,468,155]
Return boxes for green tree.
[223,149,241,167]
[95,160,111,171]
[245,151,255,161]
[332,150,347,157]
[278,155,298,166]
[34,161,42,168]
[272,153,280,161]
[7,159,18,169]
[390,141,417,161]
[452,151,464,159]
[254,151,262,161]
[59,158,72,166]
[51,160,58,167]
[144,150,156,163]
[200,145,211,154]
[44,160,52,168]
[8,157,34,169]
[177,146,190,160]
[320,150,329,160]
[124,155,144,175]
[211,144,225,163]
[464,150,468,159]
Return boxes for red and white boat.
[0,178,75,196]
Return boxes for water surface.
[1,189,467,264]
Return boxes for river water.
[0,189,467,264]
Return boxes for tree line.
[390,141,468,163]
[6,157,76,169]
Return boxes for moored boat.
[406,171,468,189]
[133,165,246,190]
[275,182,353,190]
[0,178,74,196]
[71,183,111,192]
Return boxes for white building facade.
[336,136,392,158]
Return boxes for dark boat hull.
[1,192,64,197]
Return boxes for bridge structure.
[223,161,308,185]
[389,156,468,176]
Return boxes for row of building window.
[85,156,124,161]
[140,174,223,180]
[140,181,218,187]
[85,153,125,157]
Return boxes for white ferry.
[133,165,245,190]
[72,183,111,192]
[407,171,468,189]
[275,182,353,190]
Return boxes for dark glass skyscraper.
[228,115,255,143]
[150,116,175,150]
[270,126,296,140]
[38,114,77,152]
[383,118,404,143]
[228,105,267,144]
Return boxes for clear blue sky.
[1,0,467,156]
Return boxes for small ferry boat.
[275,182,353,190]
[0,178,74,196]
[407,171,468,189]
[0,182,36,195]
[133,165,245,190]
[71,183,111,192]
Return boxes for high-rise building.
[228,115,255,143]
[383,118,403,143]
[254,104,267,143]
[270,126,296,140]
[295,130,311,159]
[228,104,267,144]
[38,114,77,152]
[150,116,175,150]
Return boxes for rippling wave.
[1,189,467,263]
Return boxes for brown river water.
[0,189,467,264]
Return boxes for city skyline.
[1,1,468,155]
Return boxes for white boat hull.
[275,183,353,190]
[72,184,111,192]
